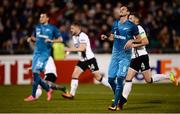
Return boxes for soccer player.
[61,22,111,99]
[24,12,63,101]
[118,12,179,109]
[101,6,142,111]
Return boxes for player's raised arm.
[101,33,114,41]
[27,36,36,43]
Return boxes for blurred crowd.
[0,0,179,54]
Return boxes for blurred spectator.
[157,25,171,48]
[172,30,180,52]
[0,0,179,54]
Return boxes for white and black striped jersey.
[72,32,94,61]
[131,25,148,59]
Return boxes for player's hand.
[27,37,32,43]
[27,36,36,43]
[101,34,108,40]
[124,39,133,50]
[45,39,53,43]
[109,34,114,41]
[64,47,71,58]
[64,47,71,52]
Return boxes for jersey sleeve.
[53,26,62,39]
[79,33,88,44]
[111,20,118,33]
[131,24,139,37]
[138,25,147,39]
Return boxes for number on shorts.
[88,64,95,71]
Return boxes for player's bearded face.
[70,26,76,35]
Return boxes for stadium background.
[0,0,180,54]
[0,0,179,84]
[0,0,180,113]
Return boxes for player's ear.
[127,11,130,15]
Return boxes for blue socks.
[108,77,116,95]
[32,73,50,97]
[113,77,124,106]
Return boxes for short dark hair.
[40,11,50,18]
[71,21,81,27]
[121,5,131,12]
[130,12,140,19]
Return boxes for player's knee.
[108,77,115,85]
[93,72,102,81]
[146,78,153,84]
[33,73,40,81]
[117,77,125,86]
[32,80,39,86]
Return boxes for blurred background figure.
[0,0,179,54]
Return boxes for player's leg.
[31,56,52,101]
[121,57,139,101]
[141,54,167,83]
[70,67,82,96]
[24,55,39,101]
[142,55,178,86]
[118,57,140,110]
[108,57,119,95]
[44,56,68,93]
[143,70,178,86]
[109,59,130,111]
[62,61,84,99]
[118,56,147,109]
[121,68,137,100]
[45,73,68,93]
[87,58,111,88]
[117,68,137,110]
[93,71,111,88]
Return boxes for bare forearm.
[101,34,114,41]
[68,47,85,52]
[27,36,36,43]
[132,38,149,48]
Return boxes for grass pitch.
[0,83,179,113]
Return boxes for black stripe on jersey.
[134,48,139,58]
[81,50,87,60]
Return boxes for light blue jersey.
[32,24,61,73]
[108,20,139,78]
[33,24,61,55]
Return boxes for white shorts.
[44,56,57,76]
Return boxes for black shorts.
[130,54,150,72]
[76,58,99,72]
[44,73,57,83]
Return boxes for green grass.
[0,83,179,113]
